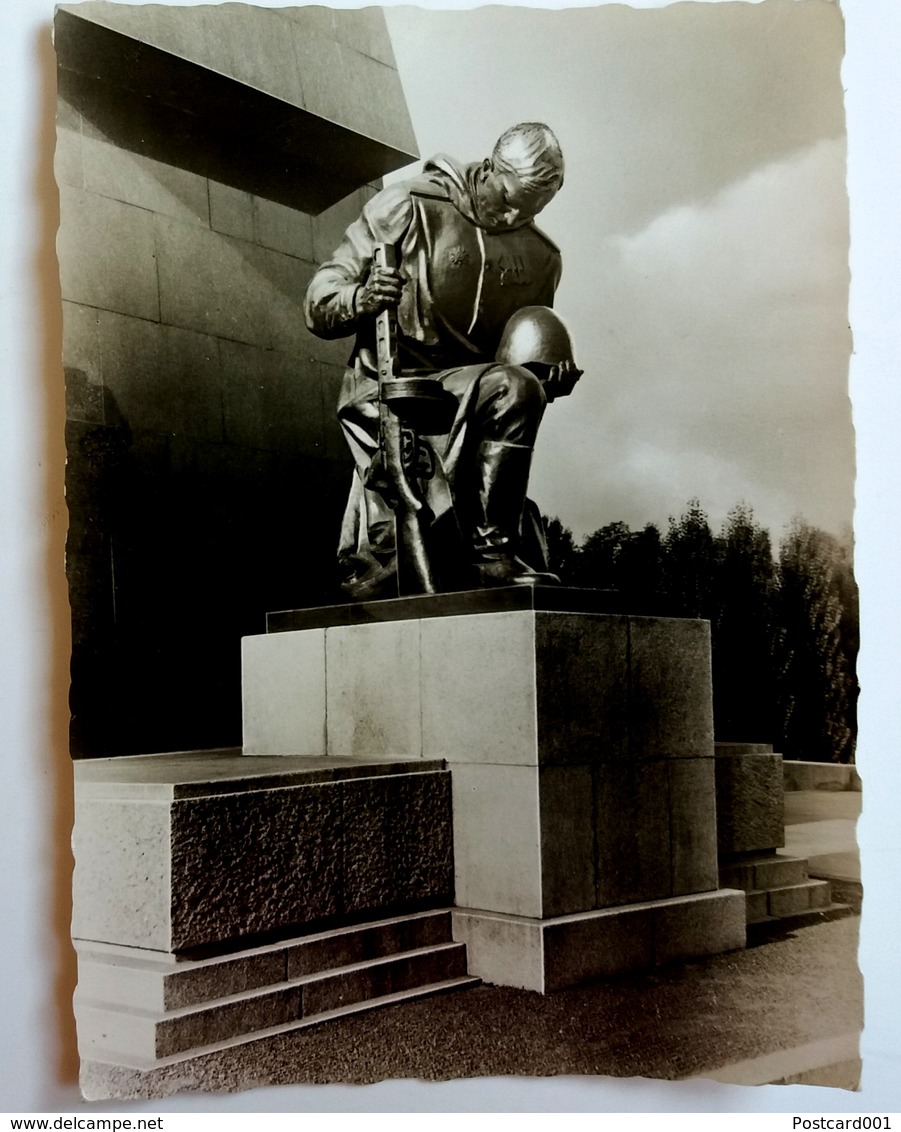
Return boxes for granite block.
[745,891,769,922]
[301,945,466,1015]
[542,905,655,992]
[326,620,421,758]
[653,890,746,966]
[341,772,454,915]
[420,611,537,765]
[155,986,301,1058]
[715,752,785,854]
[58,187,159,320]
[98,313,224,441]
[55,124,83,189]
[209,181,254,242]
[72,798,171,951]
[628,617,714,758]
[718,861,755,891]
[535,612,629,763]
[253,196,314,260]
[539,765,595,917]
[668,758,719,896]
[594,759,671,907]
[220,340,325,456]
[82,136,210,226]
[768,881,828,918]
[450,763,543,918]
[241,629,327,758]
[76,950,287,1012]
[169,782,344,949]
[452,910,545,991]
[285,912,452,979]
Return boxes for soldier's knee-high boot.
[471,439,560,586]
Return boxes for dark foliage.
[544,502,858,763]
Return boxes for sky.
[384,1,852,545]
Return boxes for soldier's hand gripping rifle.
[372,242,439,596]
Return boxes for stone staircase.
[75,909,478,1069]
[719,852,847,930]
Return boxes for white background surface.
[1,0,898,1113]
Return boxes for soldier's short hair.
[492,123,565,195]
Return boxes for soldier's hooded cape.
[304,155,562,599]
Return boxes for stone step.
[84,975,481,1072]
[719,854,809,893]
[745,879,832,924]
[76,940,470,1063]
[75,909,454,1012]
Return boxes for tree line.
[544,502,858,764]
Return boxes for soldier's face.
[474,160,555,231]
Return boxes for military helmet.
[495,306,576,370]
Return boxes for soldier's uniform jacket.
[304,154,562,372]
[303,154,562,595]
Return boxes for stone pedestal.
[73,751,453,952]
[243,588,746,988]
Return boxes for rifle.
[372,242,439,596]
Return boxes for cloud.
[534,138,853,542]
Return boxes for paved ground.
[83,915,863,1102]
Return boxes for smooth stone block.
[58,186,160,320]
[653,889,746,966]
[668,758,719,896]
[326,620,421,759]
[284,911,452,979]
[628,617,714,758]
[300,944,467,1015]
[538,764,595,917]
[768,880,831,918]
[242,629,326,757]
[450,763,543,918]
[542,905,654,992]
[715,751,785,854]
[594,759,671,907]
[75,949,287,1013]
[420,611,537,766]
[535,613,629,762]
[451,911,545,991]
[453,889,745,993]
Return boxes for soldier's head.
[474,123,565,232]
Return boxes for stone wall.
[56,4,418,756]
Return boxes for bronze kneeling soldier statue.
[304,122,583,599]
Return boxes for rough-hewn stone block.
[715,751,784,853]
[341,772,454,914]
